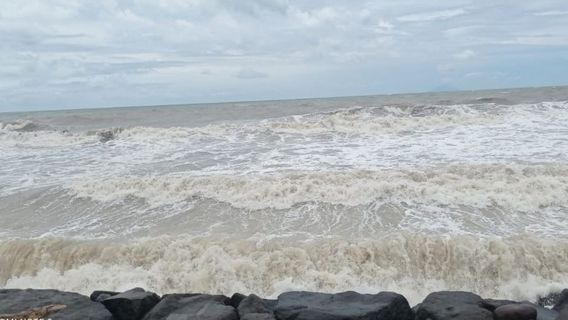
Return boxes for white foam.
[67,165,568,212]
[1,234,567,305]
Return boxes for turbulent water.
[1,86,567,304]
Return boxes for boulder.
[480,299,518,312]
[494,304,537,320]
[0,304,66,319]
[553,289,568,312]
[274,291,413,320]
[142,293,238,320]
[415,291,493,320]
[230,292,247,308]
[517,301,560,320]
[238,294,276,319]
[538,291,563,307]
[239,294,275,314]
[90,290,119,302]
[242,314,276,320]
[97,130,116,143]
[533,304,560,320]
[0,289,112,320]
[559,307,568,320]
[100,287,160,320]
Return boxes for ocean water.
[1,86,567,304]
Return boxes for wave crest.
[1,233,566,304]
[67,165,568,211]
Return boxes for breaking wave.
[67,165,568,212]
[1,234,566,305]
[1,101,567,146]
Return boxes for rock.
[480,299,518,312]
[0,289,112,320]
[90,290,119,302]
[533,304,560,320]
[142,293,238,320]
[274,291,413,320]
[494,304,537,320]
[238,294,276,319]
[242,314,276,320]
[0,304,66,319]
[416,291,493,320]
[100,287,160,320]
[518,301,560,320]
[97,130,116,143]
[559,307,568,320]
[553,289,568,312]
[230,292,247,308]
[538,291,563,307]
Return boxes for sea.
[1,86,567,304]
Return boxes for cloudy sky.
[1,0,567,111]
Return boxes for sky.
[1,0,567,112]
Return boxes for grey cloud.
[234,67,268,79]
[0,0,567,111]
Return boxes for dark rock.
[538,291,563,307]
[242,314,276,320]
[96,129,122,143]
[559,307,568,320]
[416,291,493,320]
[230,292,247,308]
[0,304,66,319]
[480,299,518,312]
[494,304,537,320]
[515,303,560,320]
[238,294,275,318]
[0,289,112,320]
[90,290,119,302]
[553,289,568,312]
[100,287,160,320]
[274,291,413,320]
[533,304,560,320]
[519,301,560,320]
[142,293,238,320]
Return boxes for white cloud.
[397,9,466,22]
[234,67,268,79]
[0,1,567,111]
[534,10,568,16]
[454,49,475,60]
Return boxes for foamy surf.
[1,88,568,305]
[1,234,566,305]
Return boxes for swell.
[1,234,567,304]
[67,164,568,211]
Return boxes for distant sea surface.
[1,86,567,304]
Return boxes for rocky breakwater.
[0,288,567,320]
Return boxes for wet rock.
[494,304,537,320]
[480,298,518,312]
[238,294,276,319]
[274,291,413,320]
[142,293,238,320]
[416,291,492,320]
[100,287,160,320]
[0,304,66,319]
[553,289,568,312]
[242,314,276,320]
[538,291,563,307]
[230,292,247,308]
[518,301,560,320]
[90,290,119,302]
[0,289,112,320]
[559,307,568,320]
[97,130,115,143]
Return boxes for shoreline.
[0,287,566,320]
